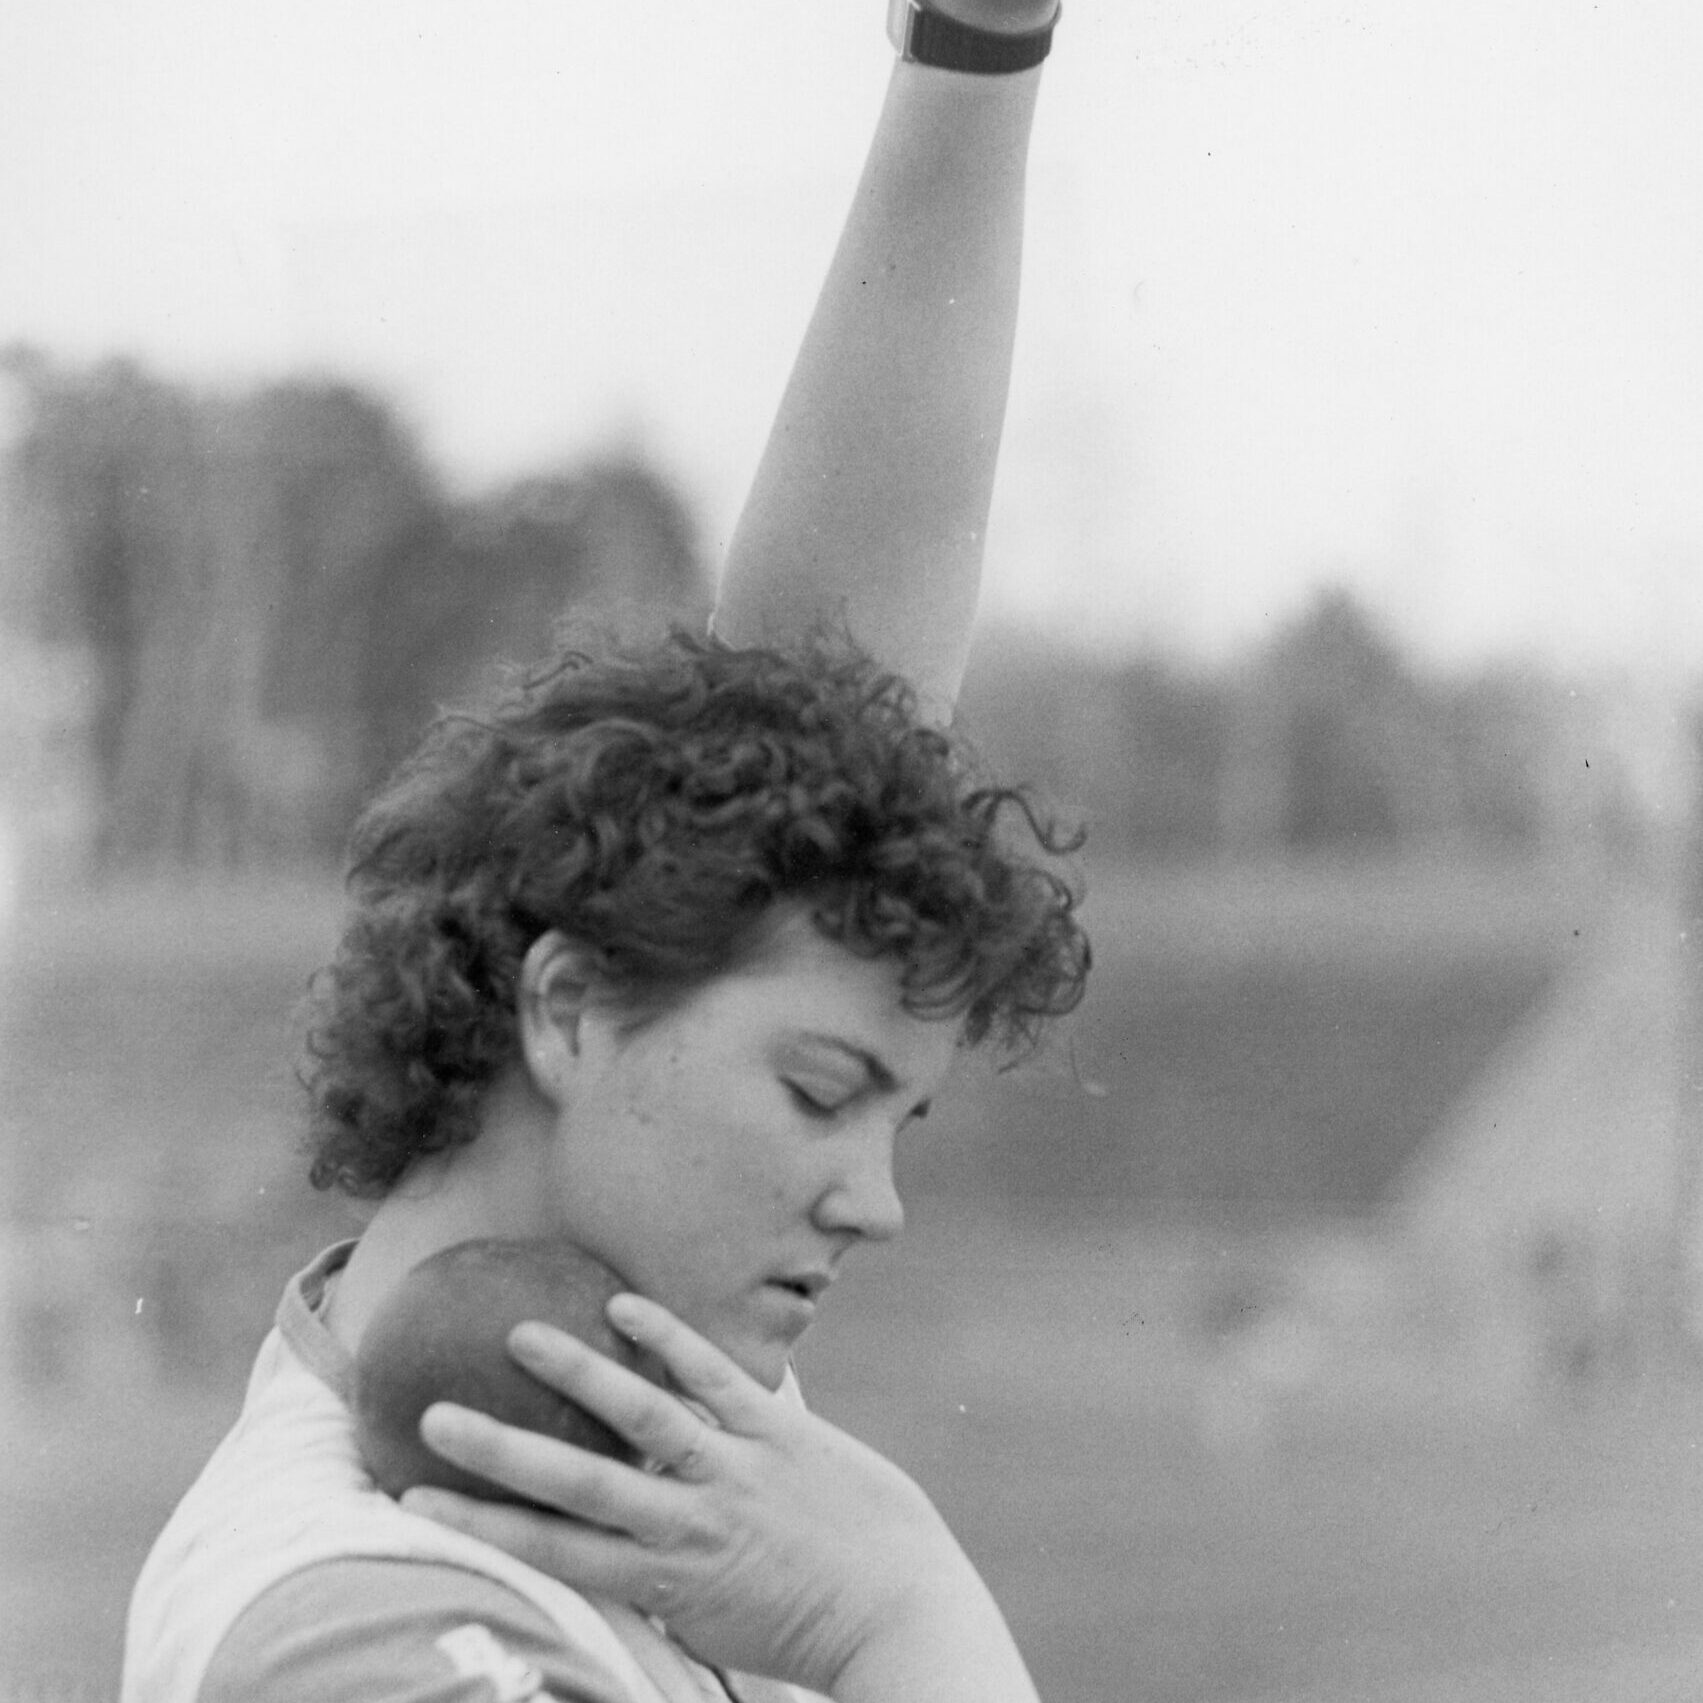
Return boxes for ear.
[516,931,600,1107]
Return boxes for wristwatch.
[886,0,1059,74]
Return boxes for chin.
[743,1349,792,1393]
[678,1300,797,1393]
[719,1333,791,1393]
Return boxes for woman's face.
[535,912,961,1389]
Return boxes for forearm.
[712,45,1043,723]
[832,1553,1042,1703]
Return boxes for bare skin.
[408,1300,1042,1703]
[713,20,1046,720]
[331,6,1061,1698]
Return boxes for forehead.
[711,910,962,1078]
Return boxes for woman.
[123,6,1087,1701]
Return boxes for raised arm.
[711,1,1055,724]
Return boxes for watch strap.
[887,1,1059,74]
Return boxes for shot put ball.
[352,1236,663,1501]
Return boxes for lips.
[768,1271,832,1302]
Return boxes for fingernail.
[508,1320,554,1357]
[606,1292,646,1334]
[420,1401,475,1443]
[401,1488,454,1521]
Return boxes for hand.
[400,1295,986,1697]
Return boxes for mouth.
[767,1272,831,1303]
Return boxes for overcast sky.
[4,0,1701,674]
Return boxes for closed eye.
[784,1082,844,1119]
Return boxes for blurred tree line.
[0,347,708,872]
[959,592,1675,867]
[0,347,1677,878]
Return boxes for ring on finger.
[652,1419,712,1478]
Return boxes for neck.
[323,1066,557,1354]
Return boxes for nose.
[812,1124,905,1244]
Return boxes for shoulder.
[200,1556,637,1703]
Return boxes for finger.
[506,1323,719,1480]
[603,1294,777,1435]
[402,1486,685,1619]
[419,1402,688,1542]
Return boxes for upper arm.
[200,1558,636,1703]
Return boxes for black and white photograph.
[3,4,1703,1700]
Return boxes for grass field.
[5,856,1702,1702]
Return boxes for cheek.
[610,1040,692,1129]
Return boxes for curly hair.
[304,628,1090,1196]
